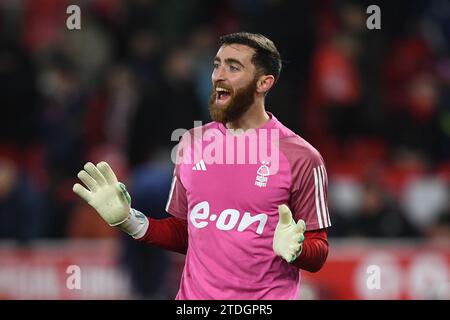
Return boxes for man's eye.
[230,65,239,71]
[213,63,219,69]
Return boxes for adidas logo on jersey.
[192,159,207,171]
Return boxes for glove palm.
[73,162,131,226]
[273,204,306,263]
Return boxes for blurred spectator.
[127,46,203,168]
[21,0,68,54]
[435,58,450,161]
[127,30,162,89]
[349,177,422,238]
[401,175,449,232]
[38,54,86,178]
[328,177,363,237]
[37,54,87,237]
[54,13,113,89]
[0,157,48,242]
[187,27,216,119]
[85,65,139,154]
[0,39,39,148]
[306,32,362,141]
[383,36,441,161]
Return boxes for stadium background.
[0,0,448,299]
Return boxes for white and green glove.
[273,204,306,263]
[72,161,148,238]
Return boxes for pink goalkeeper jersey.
[166,112,331,300]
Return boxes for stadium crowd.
[0,0,448,298]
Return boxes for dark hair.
[218,32,282,82]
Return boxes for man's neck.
[226,103,270,131]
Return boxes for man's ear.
[256,75,275,94]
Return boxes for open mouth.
[216,87,231,105]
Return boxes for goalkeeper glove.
[72,161,148,238]
[273,204,306,263]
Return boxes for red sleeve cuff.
[293,228,329,272]
[137,216,188,255]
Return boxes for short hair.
[218,32,282,82]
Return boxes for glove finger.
[289,253,297,264]
[73,183,92,202]
[288,245,302,263]
[293,245,302,259]
[295,219,306,234]
[299,233,305,243]
[77,170,98,192]
[278,204,293,226]
[97,161,118,185]
[115,183,131,205]
[84,162,107,186]
[291,232,304,244]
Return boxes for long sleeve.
[137,216,188,254]
[137,217,329,272]
[293,228,329,272]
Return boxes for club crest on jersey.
[255,161,270,188]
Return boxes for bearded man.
[73,32,331,300]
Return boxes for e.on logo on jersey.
[190,201,268,235]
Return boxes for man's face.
[209,44,259,124]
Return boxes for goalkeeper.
[74,32,330,299]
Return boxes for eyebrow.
[214,57,245,68]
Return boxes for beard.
[208,77,258,124]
